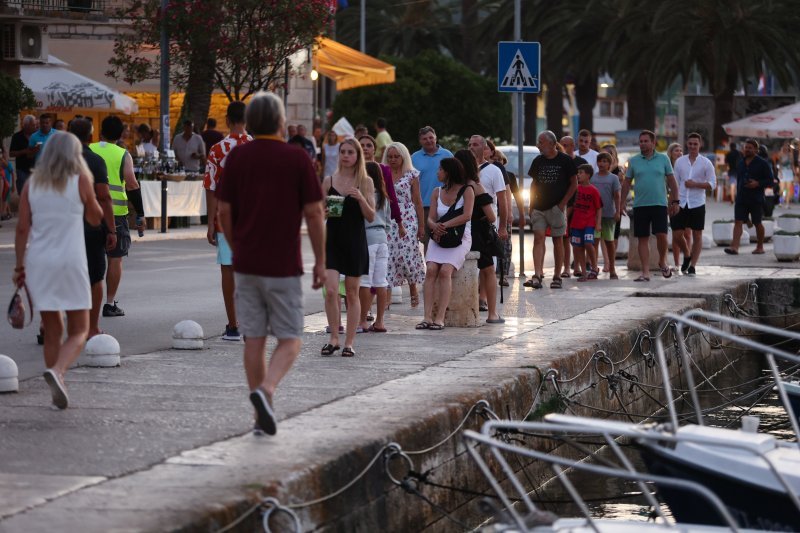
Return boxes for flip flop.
[724,248,739,255]
[752,249,766,255]
[368,325,387,333]
[661,266,672,279]
[634,275,650,282]
[320,343,340,356]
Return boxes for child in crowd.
[570,164,602,281]
[590,152,621,279]
[358,162,392,333]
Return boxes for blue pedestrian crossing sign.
[498,41,540,93]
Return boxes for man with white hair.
[524,130,578,289]
[216,91,325,436]
[9,115,37,192]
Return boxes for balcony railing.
[0,0,110,16]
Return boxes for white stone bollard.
[391,285,403,304]
[0,355,19,393]
[431,251,480,327]
[740,231,750,247]
[173,320,204,350]
[83,334,121,367]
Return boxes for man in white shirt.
[671,132,716,276]
[172,120,206,172]
[577,129,599,172]
[469,135,507,324]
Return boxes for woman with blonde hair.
[13,132,103,409]
[321,138,375,358]
[384,141,426,307]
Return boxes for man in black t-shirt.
[8,115,37,192]
[725,138,773,256]
[69,119,117,338]
[524,130,578,289]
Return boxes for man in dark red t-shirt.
[216,91,325,436]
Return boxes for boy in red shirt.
[570,164,602,281]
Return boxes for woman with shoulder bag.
[417,157,474,331]
[13,132,104,409]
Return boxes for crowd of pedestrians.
[8,95,798,435]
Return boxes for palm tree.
[609,0,800,146]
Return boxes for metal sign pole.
[159,0,169,233]
[514,0,525,277]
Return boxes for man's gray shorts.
[234,274,303,339]
[531,205,567,237]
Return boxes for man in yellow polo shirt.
[90,116,146,317]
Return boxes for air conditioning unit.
[1,23,48,63]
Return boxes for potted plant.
[778,213,800,233]
[773,230,800,262]
[616,228,629,258]
[712,219,735,246]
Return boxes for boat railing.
[463,419,745,532]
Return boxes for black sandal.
[428,323,445,331]
[321,343,340,356]
[341,347,355,357]
[550,277,563,289]
[523,275,543,289]
[415,321,430,330]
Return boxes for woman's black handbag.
[482,223,505,257]
[431,186,469,248]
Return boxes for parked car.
[496,145,540,231]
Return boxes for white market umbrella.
[20,60,138,115]
[722,101,800,139]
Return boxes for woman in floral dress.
[383,142,426,307]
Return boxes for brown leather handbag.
[7,282,32,329]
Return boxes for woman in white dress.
[417,157,474,331]
[13,132,103,409]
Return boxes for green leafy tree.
[0,73,36,138]
[332,51,510,146]
[108,0,332,127]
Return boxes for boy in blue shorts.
[591,152,622,279]
[570,164,602,281]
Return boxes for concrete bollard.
[173,320,204,350]
[626,235,661,271]
[83,334,121,367]
[391,286,403,304]
[0,355,19,393]
[431,251,480,327]
[702,234,713,249]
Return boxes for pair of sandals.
[321,344,355,357]
[523,275,562,289]
[576,271,598,282]
[634,265,673,282]
[416,321,444,331]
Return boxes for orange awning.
[313,37,395,91]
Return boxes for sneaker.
[687,266,696,276]
[680,256,692,274]
[249,387,276,435]
[222,324,242,341]
[102,301,125,317]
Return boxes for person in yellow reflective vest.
[90,116,146,317]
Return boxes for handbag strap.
[19,282,33,326]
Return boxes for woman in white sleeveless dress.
[13,132,103,409]
[418,157,474,331]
